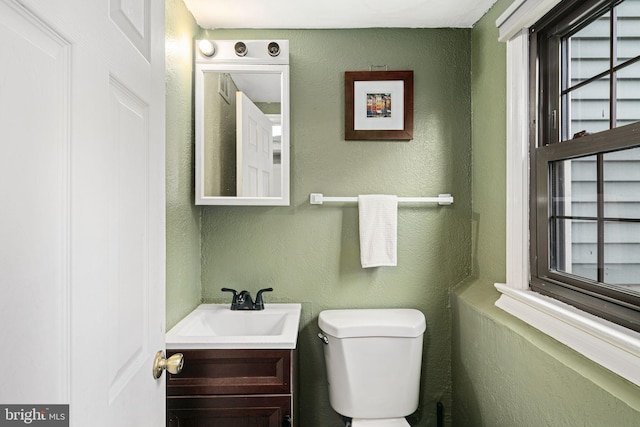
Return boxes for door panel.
[110,0,151,61]
[107,76,151,403]
[0,0,71,404]
[0,0,166,425]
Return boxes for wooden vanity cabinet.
[166,349,294,427]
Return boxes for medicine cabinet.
[194,40,290,206]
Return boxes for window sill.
[495,282,640,387]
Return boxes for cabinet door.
[167,395,291,427]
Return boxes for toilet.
[318,308,426,427]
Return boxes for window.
[495,0,640,388]
[531,0,640,332]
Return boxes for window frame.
[494,0,640,388]
[530,0,640,333]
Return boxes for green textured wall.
[165,0,202,329]
[452,278,640,427]
[198,28,472,427]
[451,1,640,426]
[470,1,506,282]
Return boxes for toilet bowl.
[318,308,426,427]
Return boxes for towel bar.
[309,193,453,206]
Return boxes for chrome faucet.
[221,287,273,310]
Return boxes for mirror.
[195,40,290,206]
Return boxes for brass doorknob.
[152,350,184,380]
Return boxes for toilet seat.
[350,418,410,427]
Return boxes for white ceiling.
[183,0,498,29]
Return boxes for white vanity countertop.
[165,303,301,350]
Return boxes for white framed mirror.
[195,40,290,206]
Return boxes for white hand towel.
[358,195,398,268]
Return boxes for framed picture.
[344,70,413,140]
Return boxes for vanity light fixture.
[198,40,215,57]
[234,41,247,57]
[267,42,280,57]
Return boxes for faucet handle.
[221,287,238,296]
[254,287,273,310]
[221,288,239,306]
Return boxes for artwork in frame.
[344,70,413,140]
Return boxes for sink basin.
[166,303,301,349]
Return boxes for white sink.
[166,303,301,349]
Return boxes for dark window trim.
[530,0,640,333]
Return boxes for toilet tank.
[318,309,426,419]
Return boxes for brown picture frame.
[344,70,413,141]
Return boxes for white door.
[0,0,166,425]
[237,91,274,197]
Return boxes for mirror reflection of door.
[236,91,274,197]
[202,71,282,198]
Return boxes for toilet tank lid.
[318,309,426,338]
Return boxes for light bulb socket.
[234,41,247,57]
[267,42,280,57]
